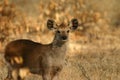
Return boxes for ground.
[0,0,120,80]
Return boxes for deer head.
[47,18,79,42]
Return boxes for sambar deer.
[4,18,79,80]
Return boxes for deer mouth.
[61,36,68,41]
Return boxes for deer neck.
[50,34,68,59]
[52,40,66,47]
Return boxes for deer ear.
[70,18,79,30]
[47,19,56,30]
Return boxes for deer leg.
[51,71,61,80]
[52,76,59,80]
[51,67,62,80]
[42,68,52,80]
[12,68,21,80]
[5,62,13,80]
[42,74,51,80]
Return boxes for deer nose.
[61,36,67,40]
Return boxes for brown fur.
[4,19,78,80]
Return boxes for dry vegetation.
[0,0,120,80]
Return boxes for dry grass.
[0,0,120,80]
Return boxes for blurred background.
[0,0,120,80]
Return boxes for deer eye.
[57,30,60,33]
[67,30,69,33]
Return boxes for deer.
[4,18,79,80]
